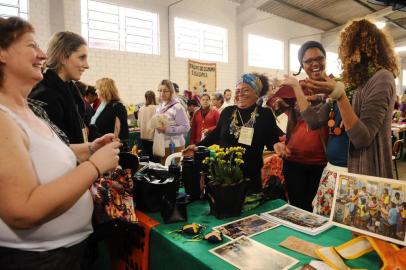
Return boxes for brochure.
[261,204,332,235]
[213,214,279,239]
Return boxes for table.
[147,199,380,270]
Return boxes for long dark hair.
[145,90,157,106]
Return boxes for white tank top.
[0,104,93,251]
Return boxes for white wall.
[240,7,322,80]
[28,0,323,104]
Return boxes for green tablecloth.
[148,199,381,270]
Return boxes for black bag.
[133,167,177,212]
[263,175,288,201]
[160,196,188,224]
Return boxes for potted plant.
[203,145,248,219]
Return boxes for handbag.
[133,166,177,212]
[160,196,188,224]
[90,168,138,226]
[152,131,165,157]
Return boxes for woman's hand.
[182,144,196,157]
[273,142,291,158]
[90,133,116,152]
[302,75,336,95]
[89,141,122,174]
[156,124,166,133]
[281,75,301,91]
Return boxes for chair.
[392,139,404,179]
[164,152,183,167]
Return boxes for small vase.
[206,180,247,219]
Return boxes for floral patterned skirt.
[312,163,348,217]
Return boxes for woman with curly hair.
[303,19,399,178]
[185,73,283,193]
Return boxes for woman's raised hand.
[90,133,116,152]
[302,75,336,95]
[89,141,122,174]
[182,144,196,157]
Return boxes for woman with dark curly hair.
[303,19,399,178]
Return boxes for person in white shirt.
[0,16,121,269]
[223,89,234,107]
[138,90,158,161]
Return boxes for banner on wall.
[188,60,216,95]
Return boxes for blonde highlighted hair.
[45,31,86,71]
[96,77,121,102]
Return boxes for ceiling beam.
[352,0,406,31]
[269,0,340,27]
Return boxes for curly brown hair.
[339,19,399,87]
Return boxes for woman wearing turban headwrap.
[184,73,283,193]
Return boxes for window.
[326,51,341,77]
[289,43,300,73]
[248,34,284,70]
[175,17,228,62]
[81,0,159,55]
[0,0,28,19]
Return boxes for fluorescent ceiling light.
[375,21,386,29]
[395,46,406,53]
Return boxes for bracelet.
[87,159,101,178]
[330,81,345,101]
[88,143,95,155]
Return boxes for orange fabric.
[111,210,160,270]
[261,154,284,187]
[367,237,406,270]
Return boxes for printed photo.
[331,172,406,245]
[213,215,279,239]
[210,236,298,270]
[261,204,332,235]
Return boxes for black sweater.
[89,101,129,142]
[198,104,283,192]
[29,70,86,144]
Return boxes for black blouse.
[198,104,283,192]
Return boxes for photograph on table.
[331,172,406,246]
[210,236,298,270]
[260,204,332,235]
[213,214,279,240]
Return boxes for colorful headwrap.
[237,73,263,96]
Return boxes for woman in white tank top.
[0,17,122,270]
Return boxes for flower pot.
[206,180,247,219]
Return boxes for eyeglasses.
[158,89,170,93]
[303,55,325,65]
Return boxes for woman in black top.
[185,73,283,193]
[89,77,129,144]
[29,31,89,144]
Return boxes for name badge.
[238,127,254,146]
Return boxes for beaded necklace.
[229,106,258,139]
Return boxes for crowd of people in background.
[0,14,403,269]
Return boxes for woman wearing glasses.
[299,20,398,179]
[154,79,190,163]
[184,73,283,194]
[272,41,329,212]
[29,31,89,144]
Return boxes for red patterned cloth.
[261,154,285,188]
